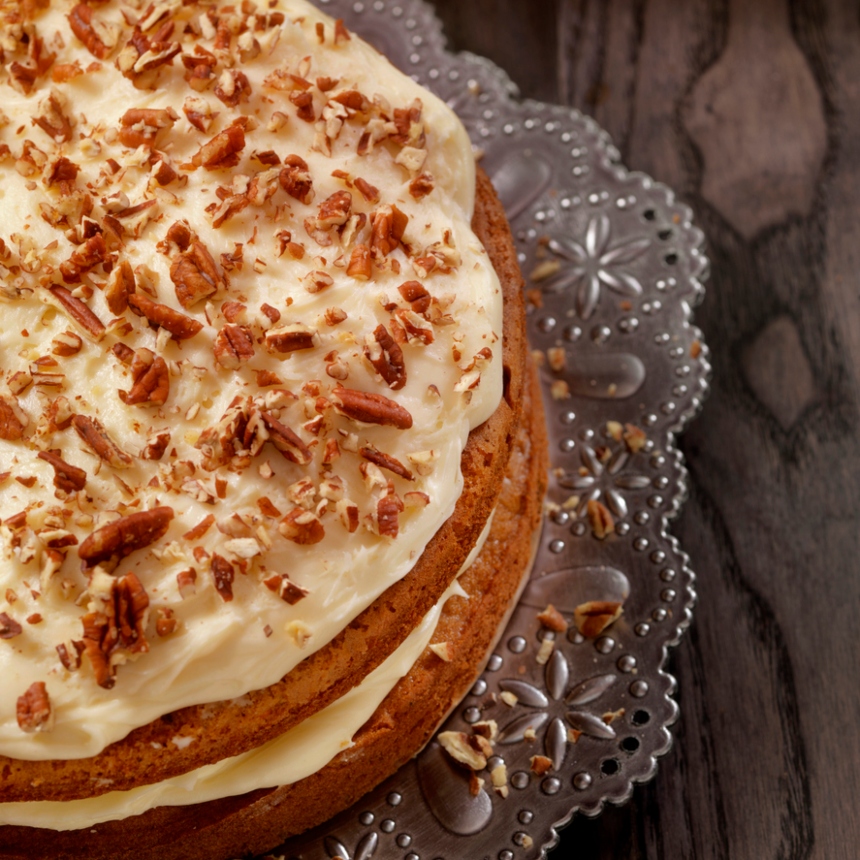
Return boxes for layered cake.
[0,2,547,857]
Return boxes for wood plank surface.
[428,0,859,857]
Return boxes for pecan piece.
[263,573,309,605]
[214,69,252,107]
[38,450,87,493]
[371,205,408,257]
[398,280,431,313]
[59,234,108,285]
[264,323,318,354]
[586,499,614,539]
[573,600,624,639]
[279,154,314,204]
[190,122,245,170]
[213,324,254,369]
[71,414,133,469]
[364,324,406,390]
[316,190,352,229]
[104,261,134,315]
[360,446,413,481]
[48,284,106,341]
[278,509,324,544]
[331,385,413,429]
[78,506,174,570]
[377,491,405,538]
[347,244,372,280]
[33,90,74,143]
[119,348,169,407]
[260,411,313,466]
[210,553,234,602]
[118,107,176,148]
[16,682,52,733]
[68,4,113,59]
[128,292,203,340]
[0,612,23,640]
[170,239,223,308]
[81,572,150,688]
[0,394,28,441]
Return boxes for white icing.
[0,512,494,830]
[0,0,502,761]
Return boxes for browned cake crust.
[0,168,538,811]
[0,321,547,860]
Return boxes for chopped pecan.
[68,4,114,59]
[278,508,324,544]
[16,682,52,733]
[260,411,313,466]
[347,244,372,280]
[182,95,215,132]
[51,330,83,357]
[210,553,234,602]
[0,394,28,441]
[119,348,170,407]
[48,284,106,340]
[370,205,408,257]
[290,90,315,122]
[81,572,149,688]
[409,172,435,200]
[214,69,252,107]
[128,291,203,340]
[586,499,614,539]
[116,25,181,82]
[33,90,74,143]
[38,450,87,493]
[104,261,134,315]
[0,612,23,640]
[78,506,174,570]
[331,385,413,429]
[316,190,352,228]
[170,239,223,308]
[213,324,255,369]
[302,270,334,293]
[59,234,108,285]
[264,323,318,354]
[398,280,431,313]
[71,414,133,469]
[118,107,176,148]
[360,446,414,481]
[190,122,245,171]
[377,491,405,538]
[364,324,406,390]
[353,177,380,203]
[573,600,624,639]
[140,427,171,460]
[279,154,314,204]
[57,641,84,671]
[155,607,178,636]
[43,155,80,188]
[263,573,309,605]
[537,604,568,633]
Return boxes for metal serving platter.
[272,2,711,857]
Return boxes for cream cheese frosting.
[0,0,502,761]
[0,575,470,829]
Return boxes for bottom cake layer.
[0,361,548,860]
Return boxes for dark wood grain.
[427,0,860,856]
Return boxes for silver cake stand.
[271,3,711,857]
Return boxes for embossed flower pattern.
[558,440,650,520]
[543,214,650,319]
[496,649,619,771]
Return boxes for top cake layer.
[0,0,502,761]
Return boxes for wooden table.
[427,1,857,857]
